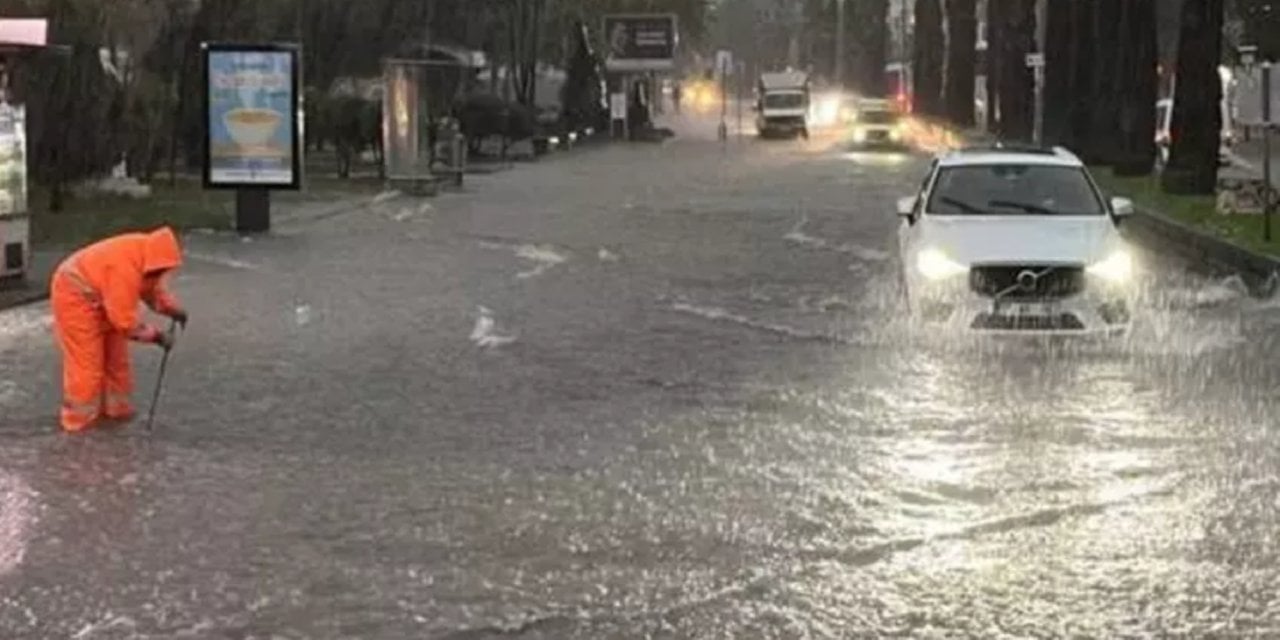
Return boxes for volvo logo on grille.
[1016,270,1039,292]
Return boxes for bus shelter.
[382,56,474,194]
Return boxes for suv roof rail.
[953,142,1083,160]
[1050,145,1081,161]
[953,141,1054,155]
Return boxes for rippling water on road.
[2,122,1280,638]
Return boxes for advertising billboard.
[603,14,677,72]
[203,43,301,189]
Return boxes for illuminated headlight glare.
[1087,250,1133,282]
[888,127,901,141]
[853,128,866,143]
[916,248,967,280]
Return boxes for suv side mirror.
[1110,196,1134,218]
[897,196,918,218]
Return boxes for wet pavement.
[2,118,1280,638]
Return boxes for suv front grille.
[969,265,1085,300]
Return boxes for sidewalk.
[1226,137,1279,186]
[0,248,63,310]
[0,192,392,312]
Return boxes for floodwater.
[1,118,1279,638]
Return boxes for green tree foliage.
[1232,0,1280,61]
[1,0,711,195]
[12,0,122,211]
[560,20,606,132]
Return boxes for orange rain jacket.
[50,227,184,432]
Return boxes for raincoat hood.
[143,227,183,274]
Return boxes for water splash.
[470,306,516,349]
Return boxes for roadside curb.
[0,286,49,312]
[1123,206,1280,296]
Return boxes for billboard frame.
[602,13,679,73]
[201,41,303,191]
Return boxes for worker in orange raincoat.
[50,227,188,432]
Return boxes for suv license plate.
[998,302,1059,316]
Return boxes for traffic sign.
[1025,53,1044,68]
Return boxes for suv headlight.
[917,248,967,280]
[1087,250,1133,282]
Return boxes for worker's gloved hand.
[169,308,188,330]
[155,330,175,352]
[139,325,173,351]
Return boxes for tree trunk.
[1113,0,1159,176]
[985,0,1002,130]
[1083,0,1122,164]
[854,0,889,97]
[1067,0,1096,151]
[944,0,976,127]
[1042,0,1073,147]
[996,0,1034,141]
[912,0,944,117]
[1162,0,1224,194]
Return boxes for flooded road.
[2,121,1280,638]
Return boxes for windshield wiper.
[988,199,1058,215]
[938,196,985,215]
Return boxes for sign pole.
[1026,52,1045,145]
[1264,61,1273,243]
[718,58,728,142]
[737,60,744,140]
[236,188,271,233]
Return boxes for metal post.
[235,188,270,234]
[1033,64,1044,145]
[719,58,728,142]
[737,60,744,140]
[835,0,846,89]
[1264,61,1273,243]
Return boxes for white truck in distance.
[756,71,810,139]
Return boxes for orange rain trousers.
[51,274,136,431]
[49,228,183,432]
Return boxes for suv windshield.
[860,110,899,125]
[763,93,806,109]
[926,164,1105,216]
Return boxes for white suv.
[896,145,1136,335]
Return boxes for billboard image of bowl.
[206,46,298,187]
